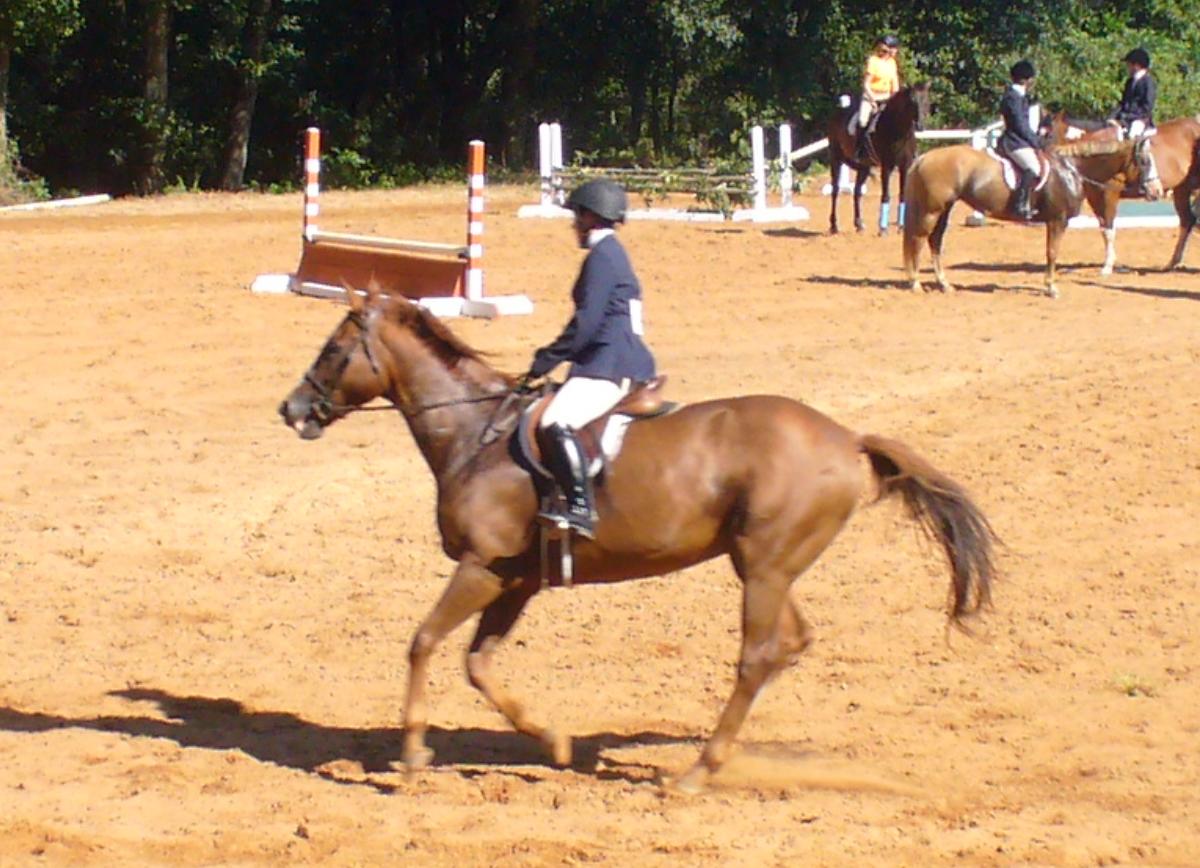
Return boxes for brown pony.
[826,83,932,235]
[903,138,1151,298]
[278,288,997,793]
[1046,111,1200,273]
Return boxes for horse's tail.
[860,433,997,626]
[902,160,926,276]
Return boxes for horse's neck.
[1074,150,1129,181]
[381,332,507,480]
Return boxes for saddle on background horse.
[987,147,1052,192]
[510,377,677,588]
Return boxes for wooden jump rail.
[253,128,532,318]
[519,122,808,223]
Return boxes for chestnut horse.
[903,138,1151,298]
[278,288,997,792]
[826,83,931,235]
[1046,111,1200,273]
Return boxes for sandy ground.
[1,182,1198,867]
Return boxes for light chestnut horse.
[903,138,1151,298]
[1046,112,1200,273]
[278,287,997,792]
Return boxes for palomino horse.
[826,83,931,235]
[1046,111,1200,273]
[278,288,998,792]
[903,138,1151,298]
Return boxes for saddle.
[511,377,677,590]
[514,376,675,482]
[987,147,1052,192]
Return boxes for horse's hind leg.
[853,166,870,232]
[465,583,571,766]
[672,510,850,794]
[930,206,955,292]
[403,558,504,770]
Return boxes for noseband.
[302,310,381,425]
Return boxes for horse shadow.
[953,260,1093,275]
[0,688,694,792]
[803,273,1036,295]
[1076,279,1200,301]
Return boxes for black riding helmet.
[1010,59,1036,82]
[1123,47,1151,68]
[566,178,627,224]
[878,34,900,48]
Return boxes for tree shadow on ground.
[0,688,696,792]
[763,227,824,239]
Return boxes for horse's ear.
[341,279,364,313]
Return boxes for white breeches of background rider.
[855,93,890,129]
[540,376,629,429]
[1009,147,1040,174]
[1128,119,1147,138]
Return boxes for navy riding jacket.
[999,85,1043,152]
[1109,73,1156,127]
[529,234,657,383]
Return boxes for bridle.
[300,309,513,424]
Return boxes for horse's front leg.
[829,157,841,234]
[1166,184,1197,269]
[1097,190,1119,275]
[853,166,869,233]
[466,583,571,767]
[897,158,908,232]
[1045,220,1066,298]
[878,162,893,235]
[403,557,505,770]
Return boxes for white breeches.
[540,376,628,430]
[1009,147,1040,173]
[1128,119,1147,138]
[855,93,889,129]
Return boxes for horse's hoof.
[543,729,572,767]
[830,226,839,236]
[939,283,956,294]
[1099,266,1113,277]
[662,765,709,796]
[855,224,865,234]
[879,228,890,237]
[404,744,434,772]
[1045,284,1060,299]
[909,281,923,293]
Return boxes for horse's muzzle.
[278,397,326,440]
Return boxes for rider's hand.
[514,374,537,394]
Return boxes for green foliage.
[4,0,1200,195]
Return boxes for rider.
[1000,59,1045,222]
[1108,48,1156,139]
[520,178,657,539]
[852,34,902,162]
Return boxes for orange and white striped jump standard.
[252,128,532,318]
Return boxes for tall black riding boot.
[854,125,870,163]
[1014,168,1037,221]
[538,423,598,539]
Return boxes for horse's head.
[278,286,390,439]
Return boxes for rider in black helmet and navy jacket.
[1108,48,1156,138]
[520,178,656,538]
[999,59,1045,221]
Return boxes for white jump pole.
[537,122,553,208]
[779,123,794,209]
[750,125,768,213]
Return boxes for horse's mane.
[384,299,491,367]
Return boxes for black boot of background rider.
[854,124,870,163]
[1015,168,1037,221]
[538,423,598,538]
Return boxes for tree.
[218,0,275,190]
[0,0,80,170]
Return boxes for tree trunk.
[134,0,170,195]
[496,0,538,166]
[0,35,10,167]
[218,0,274,191]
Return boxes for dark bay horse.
[826,83,931,235]
[277,287,997,793]
[1046,111,1200,273]
[903,138,1151,298]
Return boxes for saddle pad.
[985,148,1051,192]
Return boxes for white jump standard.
[253,128,531,318]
